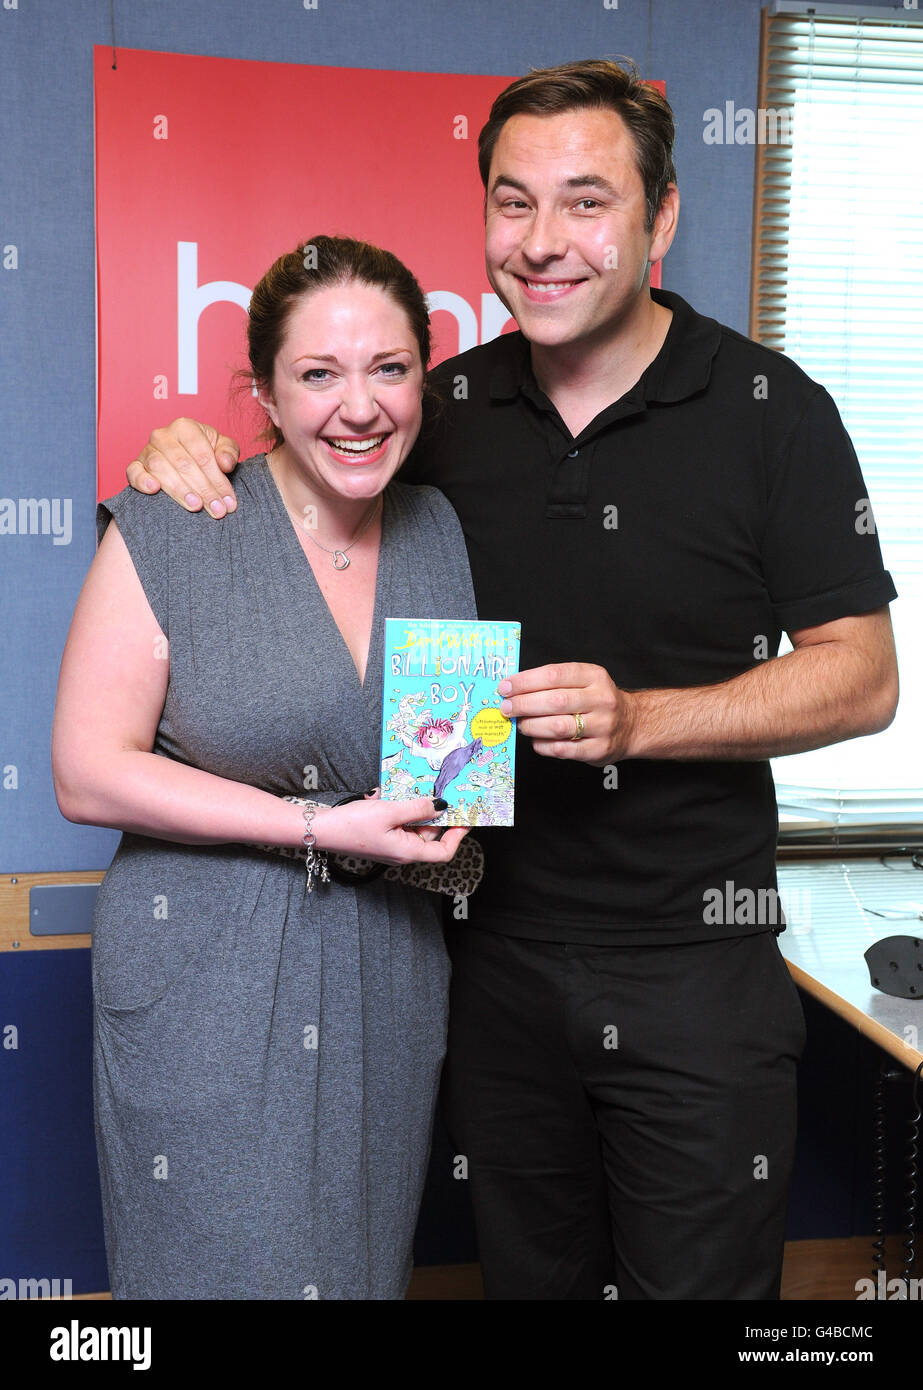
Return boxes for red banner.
[94,49,663,500]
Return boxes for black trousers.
[441,925,807,1300]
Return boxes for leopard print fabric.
[256,798,484,897]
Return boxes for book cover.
[379,618,521,827]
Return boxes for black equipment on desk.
[865,936,923,1000]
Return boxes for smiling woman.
[259,282,423,584]
[51,234,478,1300]
[251,259,430,676]
[247,242,423,489]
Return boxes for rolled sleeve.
[762,387,898,633]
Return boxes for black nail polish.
[433,798,449,811]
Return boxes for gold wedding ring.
[570,712,586,741]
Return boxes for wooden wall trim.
[0,871,103,952]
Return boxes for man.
[124,60,898,1299]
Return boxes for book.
[379,618,521,827]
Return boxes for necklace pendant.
[332,551,350,570]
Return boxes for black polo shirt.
[404,288,897,944]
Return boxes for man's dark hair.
[477,58,677,231]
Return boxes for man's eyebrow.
[489,174,530,197]
[489,173,621,198]
[563,174,621,197]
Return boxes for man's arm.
[125,418,241,516]
[499,607,899,765]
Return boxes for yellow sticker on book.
[470,707,512,748]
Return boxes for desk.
[777,858,923,1072]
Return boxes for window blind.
[750,5,923,840]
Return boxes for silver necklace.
[267,448,381,570]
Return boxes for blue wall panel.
[0,949,107,1293]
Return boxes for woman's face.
[262,280,425,504]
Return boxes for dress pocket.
[94,920,224,1017]
[91,865,228,1017]
[90,843,246,1016]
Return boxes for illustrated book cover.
[379,618,521,827]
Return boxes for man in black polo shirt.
[125,60,898,1299]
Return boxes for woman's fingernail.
[185,492,202,508]
[208,499,227,516]
[223,496,237,510]
[433,798,449,811]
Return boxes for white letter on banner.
[480,293,515,343]
[425,292,479,355]
[177,242,251,394]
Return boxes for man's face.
[484,107,673,353]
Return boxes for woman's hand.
[313,795,469,866]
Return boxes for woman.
[52,236,477,1300]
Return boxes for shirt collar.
[487,288,723,409]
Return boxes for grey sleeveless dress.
[91,457,477,1300]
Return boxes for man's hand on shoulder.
[126,419,241,517]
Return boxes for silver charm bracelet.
[301,799,330,892]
